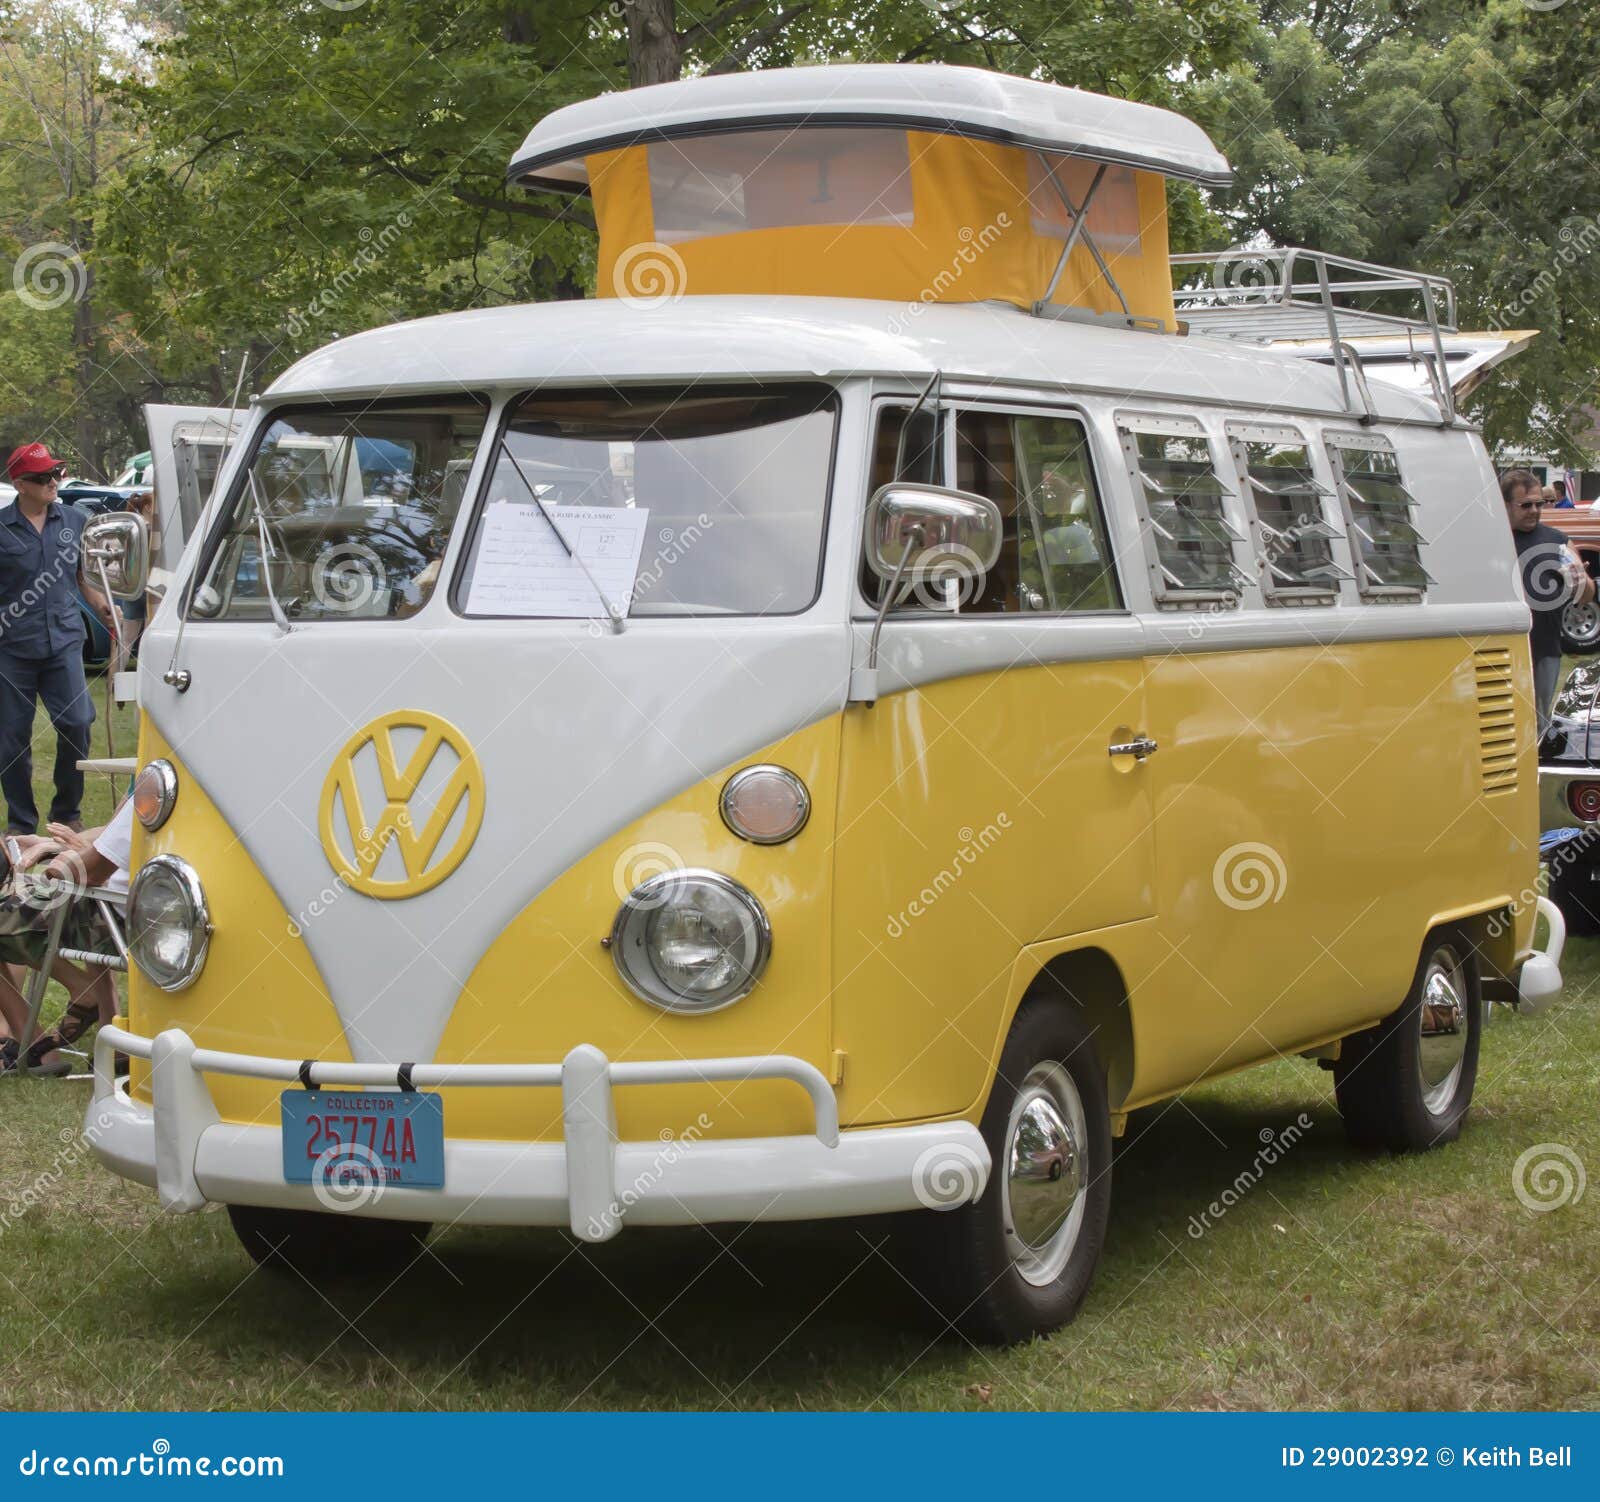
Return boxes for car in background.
[1538,659,1600,931]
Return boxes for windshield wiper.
[247,471,295,636]
[498,441,626,634]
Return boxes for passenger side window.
[1326,437,1432,598]
[862,403,1121,614]
[1118,416,1246,606]
[1227,424,1350,602]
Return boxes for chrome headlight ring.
[610,868,771,1015]
[128,854,211,992]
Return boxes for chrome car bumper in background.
[87,1026,990,1238]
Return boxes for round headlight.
[610,869,771,1014]
[128,855,210,991]
[132,759,178,830]
[720,765,810,845]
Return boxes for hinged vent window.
[1230,428,1350,600]
[1119,419,1245,604]
[1329,438,1432,597]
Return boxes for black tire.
[1333,931,1481,1152]
[227,1204,432,1280]
[1549,841,1600,937]
[1561,596,1600,656]
[910,1002,1112,1345]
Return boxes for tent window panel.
[1027,156,1142,254]
[1331,442,1430,597]
[648,128,914,242]
[1123,428,1243,602]
[1241,440,1346,593]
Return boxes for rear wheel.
[912,1002,1112,1345]
[227,1204,432,1280]
[1333,933,1481,1152]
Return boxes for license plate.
[280,1089,445,1191]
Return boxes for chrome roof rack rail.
[1171,247,1459,425]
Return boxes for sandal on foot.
[23,1001,99,1069]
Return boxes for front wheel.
[227,1204,433,1280]
[911,1002,1112,1345]
[1333,932,1481,1152]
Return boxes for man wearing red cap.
[0,443,115,834]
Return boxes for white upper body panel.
[506,64,1233,192]
[267,295,1440,425]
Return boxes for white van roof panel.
[507,64,1233,192]
[266,295,1437,422]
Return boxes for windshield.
[455,387,836,618]
[191,399,488,622]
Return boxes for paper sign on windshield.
[464,501,650,618]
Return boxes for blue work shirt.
[0,500,88,658]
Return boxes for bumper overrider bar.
[88,1025,990,1240]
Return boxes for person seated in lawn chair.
[0,801,129,1076]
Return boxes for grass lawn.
[0,676,1595,1411]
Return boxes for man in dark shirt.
[0,443,116,834]
[1502,467,1594,735]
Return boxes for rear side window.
[1227,423,1350,603]
[1118,415,1246,606]
[1327,436,1431,598]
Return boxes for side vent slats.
[1474,646,1517,796]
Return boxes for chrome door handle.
[1108,736,1159,761]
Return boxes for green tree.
[1195,0,1600,459]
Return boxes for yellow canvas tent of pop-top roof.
[508,64,1232,333]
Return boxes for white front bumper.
[87,1026,990,1239]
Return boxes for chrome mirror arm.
[851,524,923,707]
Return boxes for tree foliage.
[2,0,1595,469]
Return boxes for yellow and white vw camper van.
[86,64,1563,1344]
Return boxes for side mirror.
[82,511,150,601]
[864,483,1004,596]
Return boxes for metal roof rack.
[1171,247,1459,425]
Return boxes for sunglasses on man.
[16,468,66,485]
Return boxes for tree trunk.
[628,0,681,87]
[70,262,103,479]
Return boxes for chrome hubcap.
[1003,1063,1087,1287]
[1565,599,1600,646]
[1418,945,1469,1115]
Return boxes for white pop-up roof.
[508,63,1233,193]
